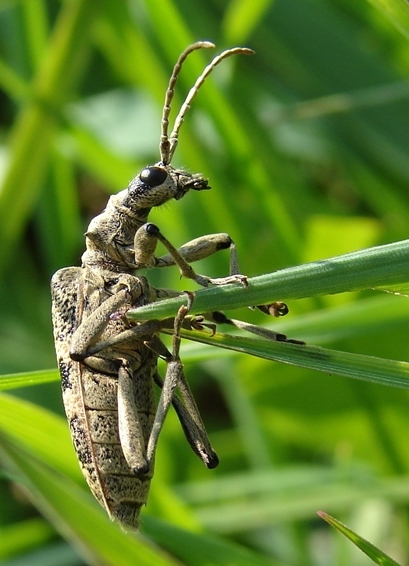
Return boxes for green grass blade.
[0,518,55,561]
[318,511,401,565]
[222,0,273,43]
[368,0,409,42]
[186,472,409,534]
[0,393,79,479]
[0,369,58,391]
[0,0,95,274]
[142,516,284,566]
[0,436,179,566]
[0,58,30,99]
[0,392,283,566]
[129,239,409,321]
[173,328,409,390]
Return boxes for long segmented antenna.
[160,41,214,165]
[160,42,254,165]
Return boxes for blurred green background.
[1,0,409,564]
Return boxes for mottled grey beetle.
[51,42,297,530]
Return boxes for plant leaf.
[173,328,409,390]
[318,511,401,565]
[0,433,180,566]
[128,239,409,321]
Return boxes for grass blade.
[318,511,401,565]
[129,239,409,321]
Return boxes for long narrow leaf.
[368,0,409,42]
[172,328,409,390]
[142,516,283,566]
[0,436,179,566]
[0,0,95,273]
[0,392,284,566]
[318,511,401,566]
[129,239,409,320]
[0,369,57,391]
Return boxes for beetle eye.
[139,167,167,187]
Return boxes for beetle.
[51,42,297,530]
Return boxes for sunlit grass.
[1,0,409,564]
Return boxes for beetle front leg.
[133,223,246,287]
[155,229,247,287]
[154,232,241,278]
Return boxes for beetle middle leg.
[144,293,218,470]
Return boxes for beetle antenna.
[160,43,254,165]
[160,41,215,165]
[166,46,254,164]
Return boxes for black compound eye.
[139,166,167,187]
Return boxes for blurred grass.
[1,0,409,564]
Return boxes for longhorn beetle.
[51,41,299,530]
